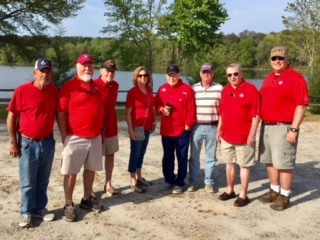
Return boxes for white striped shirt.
[192,82,223,123]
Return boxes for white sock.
[270,184,280,193]
[280,188,291,197]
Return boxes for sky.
[61,0,294,37]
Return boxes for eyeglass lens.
[227,72,239,77]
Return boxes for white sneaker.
[32,209,55,221]
[172,186,183,194]
[19,214,32,227]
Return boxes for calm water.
[0,66,264,102]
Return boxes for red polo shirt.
[126,86,155,131]
[260,68,309,122]
[59,76,104,138]
[8,82,59,139]
[220,80,260,144]
[95,77,119,138]
[155,79,196,137]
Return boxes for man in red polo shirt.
[95,59,120,197]
[58,54,104,222]
[155,64,196,194]
[259,46,309,211]
[7,58,58,227]
[217,63,260,207]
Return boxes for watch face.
[290,128,298,132]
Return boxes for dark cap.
[200,63,214,72]
[77,54,94,64]
[34,58,53,70]
[166,64,180,74]
[101,59,117,70]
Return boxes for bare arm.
[247,116,261,146]
[216,116,222,143]
[287,105,307,144]
[57,112,68,144]
[7,111,19,158]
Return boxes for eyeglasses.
[271,56,285,61]
[227,72,239,77]
[202,70,212,74]
[138,74,148,78]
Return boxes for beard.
[79,74,92,82]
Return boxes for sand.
[0,121,319,240]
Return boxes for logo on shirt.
[279,81,283,85]
[240,93,244,98]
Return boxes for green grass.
[0,104,8,121]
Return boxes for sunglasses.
[138,74,148,78]
[271,56,285,61]
[227,72,239,77]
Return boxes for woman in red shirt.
[126,66,156,193]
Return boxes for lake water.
[0,66,264,102]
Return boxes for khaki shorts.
[258,124,297,170]
[103,135,119,155]
[220,139,256,167]
[61,135,103,175]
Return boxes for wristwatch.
[289,127,299,133]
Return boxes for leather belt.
[198,121,218,126]
[21,134,52,141]
[263,122,292,125]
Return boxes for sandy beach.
[0,121,319,240]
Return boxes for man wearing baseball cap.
[259,46,309,211]
[95,59,120,197]
[188,63,223,193]
[155,64,196,194]
[58,54,104,222]
[7,58,58,227]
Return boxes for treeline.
[0,29,309,80]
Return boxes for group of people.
[7,46,309,228]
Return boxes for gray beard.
[80,74,92,82]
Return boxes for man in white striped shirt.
[188,63,223,193]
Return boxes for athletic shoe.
[64,201,77,222]
[19,214,32,228]
[80,196,103,212]
[32,209,55,221]
[172,186,183,194]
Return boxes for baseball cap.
[101,59,117,70]
[270,46,287,58]
[77,54,94,64]
[166,64,180,74]
[200,63,214,72]
[34,58,53,70]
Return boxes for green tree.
[0,0,85,62]
[102,0,167,73]
[282,0,320,113]
[46,26,76,88]
[161,0,228,65]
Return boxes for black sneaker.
[64,201,77,222]
[80,196,103,212]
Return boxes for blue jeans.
[128,130,150,173]
[189,124,218,185]
[19,135,55,214]
[161,130,190,187]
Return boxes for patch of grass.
[0,104,8,121]
[304,110,320,122]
